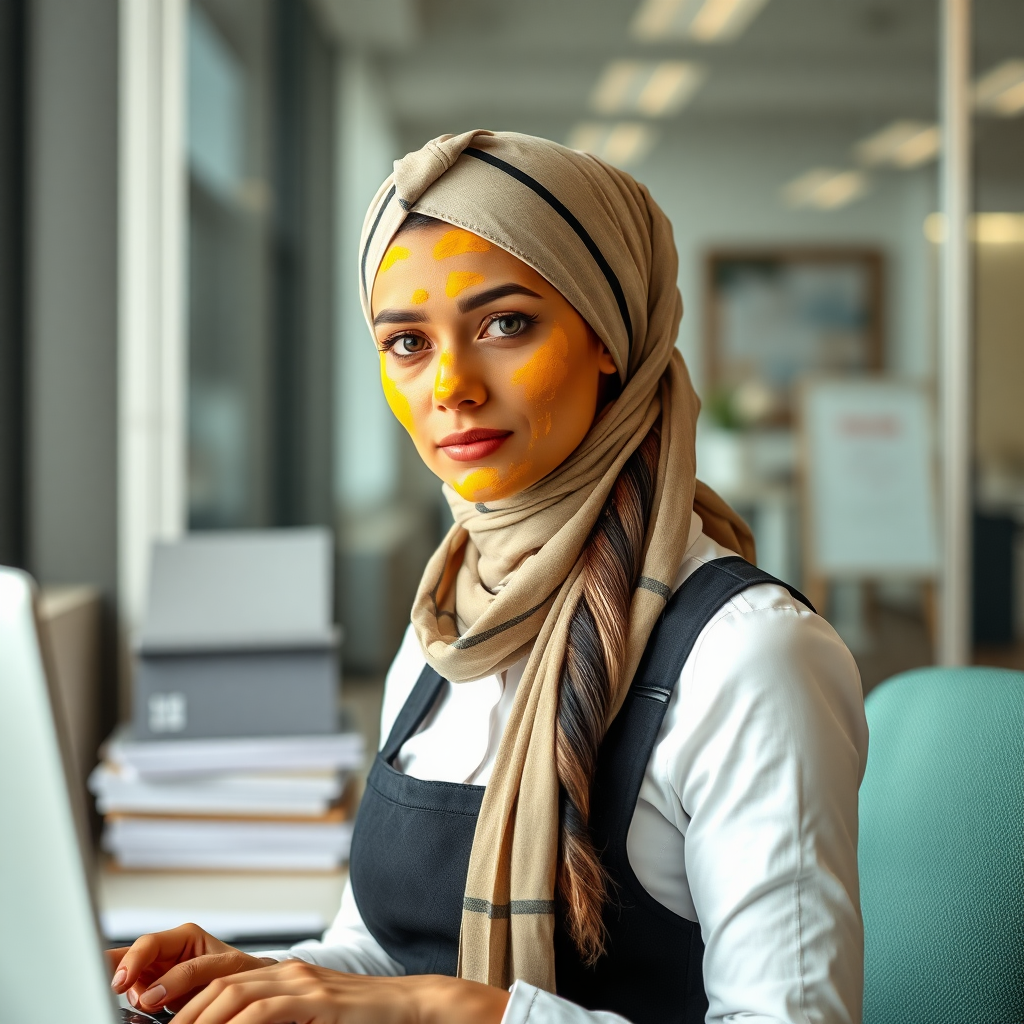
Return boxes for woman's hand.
[170,959,510,1024]
[107,922,275,1013]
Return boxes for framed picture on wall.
[704,248,884,423]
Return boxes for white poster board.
[802,379,938,576]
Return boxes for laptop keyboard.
[121,1010,175,1023]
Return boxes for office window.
[187,0,333,530]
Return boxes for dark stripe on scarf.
[451,596,551,649]
[361,184,397,301]
[463,897,556,919]
[463,147,634,357]
[638,575,671,600]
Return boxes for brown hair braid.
[555,426,661,965]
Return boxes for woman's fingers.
[134,950,271,1013]
[105,946,131,986]
[110,922,225,993]
[172,972,289,1024]
[221,994,310,1024]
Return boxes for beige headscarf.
[360,131,753,991]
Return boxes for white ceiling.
[312,0,1024,189]
[381,0,944,133]
[324,0,1016,150]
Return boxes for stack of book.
[91,728,364,872]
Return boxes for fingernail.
[111,969,127,990]
[142,985,166,1007]
[127,989,138,1007]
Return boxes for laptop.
[0,566,172,1023]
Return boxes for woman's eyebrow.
[373,309,429,326]
[457,283,543,313]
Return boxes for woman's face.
[370,222,618,504]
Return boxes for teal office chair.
[859,666,1024,1024]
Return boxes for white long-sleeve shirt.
[265,518,869,1024]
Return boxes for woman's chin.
[449,461,535,503]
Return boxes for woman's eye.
[484,314,532,338]
[391,334,429,356]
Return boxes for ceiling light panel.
[631,0,770,43]
[855,121,940,169]
[783,168,868,211]
[925,212,1024,245]
[567,121,657,168]
[591,60,705,117]
[974,59,1024,117]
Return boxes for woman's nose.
[434,348,484,408]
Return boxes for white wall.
[638,118,938,393]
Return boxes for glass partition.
[972,0,1024,667]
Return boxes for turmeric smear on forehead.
[446,271,485,298]
[379,245,410,274]
[379,353,414,434]
[433,229,491,260]
[511,323,570,403]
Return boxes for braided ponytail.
[555,427,661,964]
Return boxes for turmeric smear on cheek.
[434,350,461,401]
[380,245,410,274]
[446,271,485,298]
[380,354,414,434]
[533,410,552,439]
[433,229,492,260]
[511,323,570,403]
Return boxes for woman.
[110,131,868,1024]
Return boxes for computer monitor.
[0,566,118,1023]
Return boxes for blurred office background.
[1,0,1023,817]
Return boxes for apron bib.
[350,557,812,1024]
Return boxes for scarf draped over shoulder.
[359,130,753,990]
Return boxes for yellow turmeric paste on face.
[511,323,570,403]
[380,353,414,433]
[380,245,410,273]
[446,271,486,298]
[433,229,492,260]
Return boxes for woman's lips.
[437,428,512,462]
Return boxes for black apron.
[349,557,812,1024]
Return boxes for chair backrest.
[859,666,1024,1024]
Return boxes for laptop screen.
[0,568,119,1023]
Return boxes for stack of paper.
[102,908,328,947]
[92,727,364,872]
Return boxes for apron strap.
[636,555,814,702]
[379,663,447,764]
[592,555,815,882]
